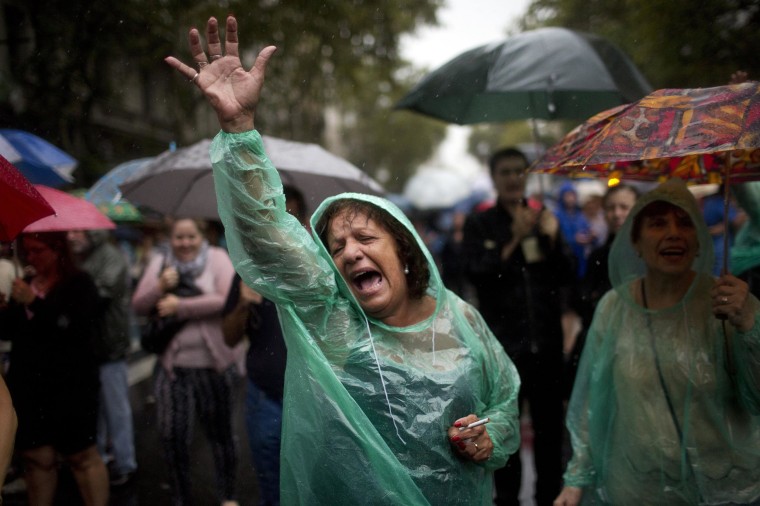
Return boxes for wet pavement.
[2,352,537,505]
[2,353,260,506]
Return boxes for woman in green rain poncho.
[165,15,521,505]
[555,178,760,506]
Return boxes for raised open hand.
[165,16,276,133]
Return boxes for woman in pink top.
[132,218,240,506]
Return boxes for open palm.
[165,16,276,133]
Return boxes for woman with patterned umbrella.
[529,82,760,505]
[556,178,760,505]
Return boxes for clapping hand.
[164,16,277,133]
[156,294,180,317]
[158,266,179,293]
[510,205,539,240]
[10,279,34,306]
[729,70,749,85]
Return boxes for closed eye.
[329,242,345,257]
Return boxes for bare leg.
[0,376,17,482]
[66,444,109,506]
[22,446,58,506]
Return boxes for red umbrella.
[24,185,115,233]
[0,155,55,241]
[531,81,760,271]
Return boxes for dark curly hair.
[316,199,430,299]
[21,231,77,279]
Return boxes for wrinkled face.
[326,209,408,321]
[22,236,58,275]
[605,188,637,234]
[66,230,90,255]
[634,205,698,277]
[170,219,204,263]
[491,156,527,204]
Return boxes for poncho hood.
[609,178,715,306]
[310,192,444,327]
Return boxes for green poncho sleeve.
[209,130,521,505]
[733,301,760,415]
[731,182,760,276]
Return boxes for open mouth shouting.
[352,269,384,296]
[659,245,688,261]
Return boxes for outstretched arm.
[164,16,276,133]
[166,15,335,309]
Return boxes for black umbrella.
[395,27,652,124]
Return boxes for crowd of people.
[0,13,759,506]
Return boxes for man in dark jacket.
[462,148,577,506]
[68,229,137,486]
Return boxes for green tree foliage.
[338,66,447,193]
[1,0,444,187]
[520,0,760,89]
[3,0,218,182]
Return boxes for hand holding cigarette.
[460,417,490,429]
[447,415,492,463]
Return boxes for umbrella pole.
[721,157,736,379]
[722,159,731,275]
[531,119,546,200]
[12,238,22,278]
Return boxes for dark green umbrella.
[395,27,652,124]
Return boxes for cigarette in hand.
[460,417,490,430]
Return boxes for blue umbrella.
[85,157,154,223]
[86,157,154,205]
[0,129,77,187]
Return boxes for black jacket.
[1,270,100,399]
[462,202,577,360]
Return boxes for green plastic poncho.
[563,178,760,505]
[209,130,521,505]
[731,182,760,276]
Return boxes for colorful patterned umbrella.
[531,82,760,183]
[530,81,760,271]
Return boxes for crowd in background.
[0,151,755,505]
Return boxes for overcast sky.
[401,0,530,69]
[398,0,531,188]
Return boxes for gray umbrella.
[395,27,653,123]
[120,136,385,219]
